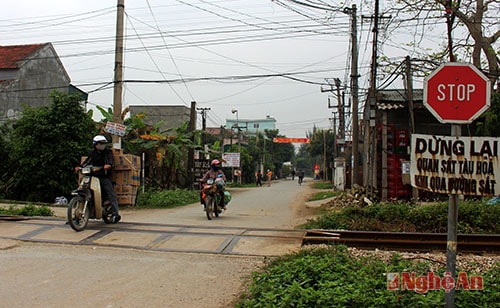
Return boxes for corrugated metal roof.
[376,89,424,110]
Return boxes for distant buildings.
[225,114,276,136]
[128,105,191,133]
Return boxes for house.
[128,105,192,133]
[0,43,83,121]
[369,88,476,201]
[225,114,277,136]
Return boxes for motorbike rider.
[200,159,227,209]
[75,135,121,223]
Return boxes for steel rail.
[304,230,500,253]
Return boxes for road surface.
[0,178,319,308]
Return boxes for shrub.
[135,189,200,208]
[0,204,53,216]
[411,202,449,233]
[303,200,499,234]
[237,245,500,307]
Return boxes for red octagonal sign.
[423,63,491,124]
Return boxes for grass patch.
[0,204,54,216]
[311,181,334,190]
[309,191,339,201]
[135,189,200,208]
[236,245,500,307]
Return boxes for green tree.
[0,120,17,198]
[8,91,96,202]
[307,129,335,180]
[263,129,295,179]
[384,0,499,83]
[475,93,500,136]
[295,143,313,177]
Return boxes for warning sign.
[104,122,127,137]
[410,134,499,196]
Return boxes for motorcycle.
[67,165,114,231]
[201,177,231,220]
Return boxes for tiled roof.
[0,44,44,69]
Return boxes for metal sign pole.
[445,124,461,307]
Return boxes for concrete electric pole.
[112,0,125,148]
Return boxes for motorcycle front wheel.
[67,196,90,232]
[214,198,220,218]
[102,207,114,224]
[206,195,214,220]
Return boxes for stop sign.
[423,63,491,124]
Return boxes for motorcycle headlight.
[206,178,214,185]
[82,167,92,175]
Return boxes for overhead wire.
[145,0,194,104]
[123,8,188,106]
[0,1,375,133]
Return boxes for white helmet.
[93,135,107,145]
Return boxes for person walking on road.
[255,170,262,187]
[266,169,273,187]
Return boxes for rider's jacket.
[201,169,226,182]
[81,147,114,178]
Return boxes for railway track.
[304,230,500,253]
[1,216,498,254]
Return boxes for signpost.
[222,153,240,168]
[422,63,490,307]
[423,62,490,124]
[104,121,127,137]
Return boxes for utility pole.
[112,0,125,148]
[187,101,197,189]
[197,107,210,159]
[344,4,359,187]
[365,0,380,198]
[404,56,418,201]
[322,80,341,184]
[362,0,390,197]
[335,78,345,155]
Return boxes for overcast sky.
[1,0,449,138]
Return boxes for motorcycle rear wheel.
[206,196,214,220]
[67,196,90,232]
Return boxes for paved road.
[0,178,319,308]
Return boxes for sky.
[1,0,453,138]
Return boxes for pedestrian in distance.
[266,169,273,187]
[255,170,262,187]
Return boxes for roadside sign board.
[193,159,210,182]
[410,134,499,196]
[222,153,240,167]
[105,122,127,137]
[423,63,490,124]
